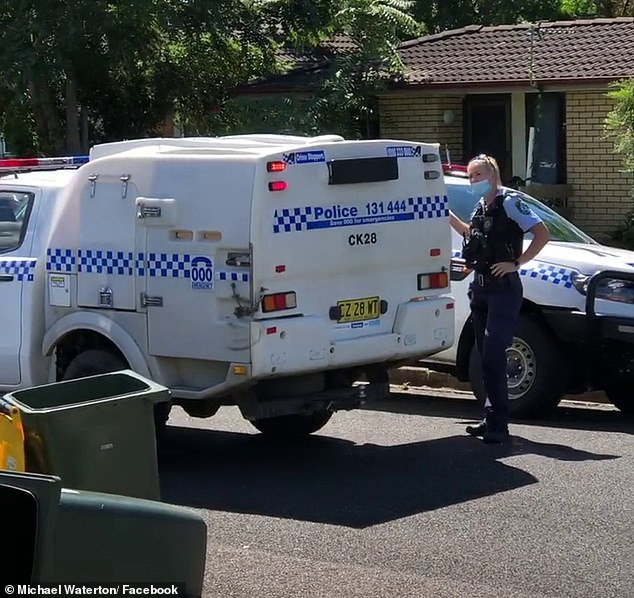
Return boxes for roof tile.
[398,18,634,86]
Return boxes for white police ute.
[420,166,634,417]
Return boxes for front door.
[0,190,35,385]
[464,95,512,184]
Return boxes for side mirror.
[0,470,207,597]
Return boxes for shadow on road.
[158,424,618,529]
[368,391,634,434]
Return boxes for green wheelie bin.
[3,370,170,500]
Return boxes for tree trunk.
[28,75,65,155]
[65,75,81,154]
[81,106,89,153]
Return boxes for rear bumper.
[250,296,455,378]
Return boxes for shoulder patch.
[515,199,531,215]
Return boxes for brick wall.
[566,90,633,240]
[379,95,464,165]
[380,90,634,240]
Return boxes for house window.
[525,93,566,184]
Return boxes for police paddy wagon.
[0,135,454,437]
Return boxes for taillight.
[268,181,287,192]
[417,271,449,290]
[262,291,297,313]
[267,161,287,172]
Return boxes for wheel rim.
[506,337,536,400]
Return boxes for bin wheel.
[250,411,333,439]
[62,349,172,438]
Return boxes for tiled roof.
[398,18,634,87]
[238,35,353,93]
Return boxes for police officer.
[449,155,550,443]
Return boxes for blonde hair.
[468,154,503,188]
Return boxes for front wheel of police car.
[468,315,570,418]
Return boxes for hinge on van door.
[140,293,163,307]
[88,174,98,197]
[120,174,131,198]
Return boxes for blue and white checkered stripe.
[0,259,37,281]
[47,249,198,279]
[46,248,75,272]
[451,250,574,289]
[409,195,449,219]
[520,263,573,288]
[146,253,191,278]
[79,250,134,275]
[273,207,313,233]
[217,271,249,282]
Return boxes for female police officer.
[449,155,550,443]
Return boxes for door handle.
[0,275,14,282]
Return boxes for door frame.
[463,94,512,183]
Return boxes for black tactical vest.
[461,194,524,274]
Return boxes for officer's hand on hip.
[490,261,519,277]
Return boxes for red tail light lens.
[268,181,287,192]
[262,291,297,313]
[267,161,287,172]
[417,272,449,290]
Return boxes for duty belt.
[474,272,516,287]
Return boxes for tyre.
[604,386,634,414]
[62,349,172,438]
[250,410,333,439]
[468,316,567,418]
[62,349,128,381]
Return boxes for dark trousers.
[469,272,523,433]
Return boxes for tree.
[0,1,280,154]
[411,0,634,34]
[605,78,634,248]
[208,0,422,137]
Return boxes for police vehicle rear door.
[250,140,452,366]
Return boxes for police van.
[0,135,455,437]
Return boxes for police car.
[0,136,455,438]
[420,165,634,417]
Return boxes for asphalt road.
[159,389,633,598]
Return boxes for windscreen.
[446,180,596,244]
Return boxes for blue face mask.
[470,179,492,196]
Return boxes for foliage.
[1,0,634,154]
[412,0,634,32]
[208,0,422,137]
[605,78,634,249]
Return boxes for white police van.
[421,166,634,417]
[0,135,455,437]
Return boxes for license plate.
[337,296,380,323]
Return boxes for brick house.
[382,18,634,240]
[239,18,634,239]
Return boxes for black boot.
[482,430,512,444]
[465,421,487,437]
